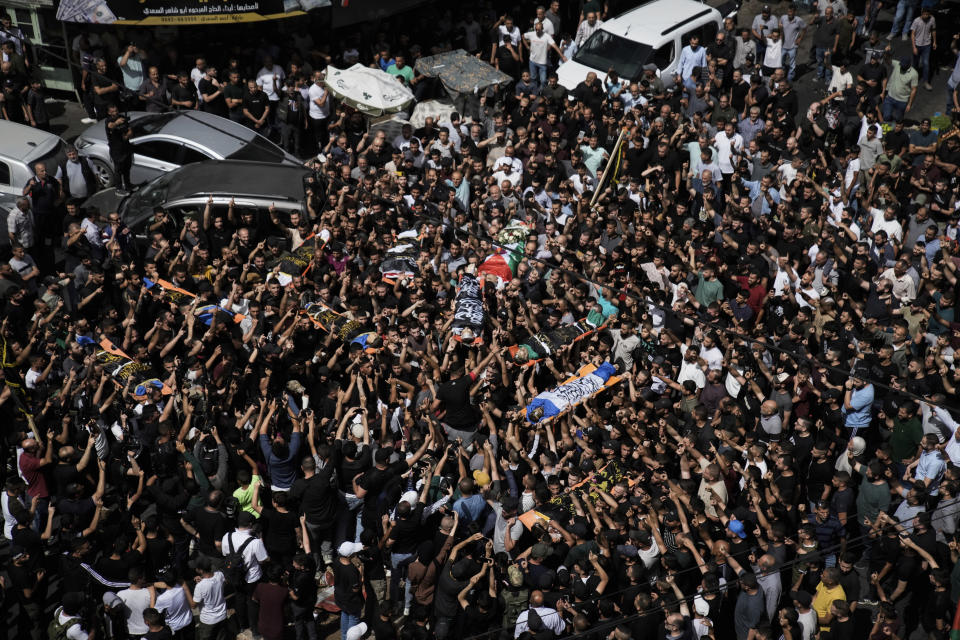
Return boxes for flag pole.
[589,127,628,208]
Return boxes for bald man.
[513,590,568,637]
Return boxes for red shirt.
[19,452,48,498]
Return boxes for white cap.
[338,541,364,557]
[399,490,419,506]
[350,422,365,439]
[693,595,710,617]
[346,622,368,640]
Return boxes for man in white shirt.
[307,70,330,151]
[575,12,603,47]
[191,556,228,637]
[256,56,285,126]
[222,512,269,634]
[117,568,154,638]
[154,574,193,634]
[869,204,904,242]
[714,122,744,182]
[53,593,92,640]
[524,22,567,87]
[513,591,568,637]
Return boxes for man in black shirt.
[334,542,365,633]
[105,104,134,193]
[223,70,245,122]
[242,79,269,133]
[432,350,497,444]
[198,65,228,118]
[169,72,196,111]
[290,456,337,562]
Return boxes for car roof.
[163,160,312,203]
[602,0,717,41]
[0,121,61,164]
[142,111,256,156]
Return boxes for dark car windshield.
[225,134,289,164]
[131,113,178,137]
[121,171,179,229]
[573,30,653,81]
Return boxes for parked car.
[556,0,738,91]
[0,121,69,197]
[82,160,313,249]
[73,110,302,188]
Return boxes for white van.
[556,0,738,91]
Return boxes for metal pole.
[59,19,82,105]
[589,127,626,208]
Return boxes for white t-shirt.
[308,83,329,120]
[524,31,556,65]
[193,572,227,624]
[155,585,193,631]
[257,65,285,102]
[117,587,152,636]
[499,24,521,45]
[221,530,269,583]
[713,131,743,173]
[56,609,89,640]
[636,539,661,569]
[2,490,23,539]
[869,208,903,242]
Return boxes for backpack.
[48,607,81,640]
[221,533,255,587]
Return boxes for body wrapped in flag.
[450,273,485,346]
[508,318,605,365]
[525,361,620,424]
[303,301,381,352]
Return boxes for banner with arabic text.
[55,0,327,25]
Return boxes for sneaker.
[902,33,909,41]
[886,33,894,40]
[925,82,933,90]
[81,117,96,124]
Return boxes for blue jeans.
[782,47,798,81]
[890,0,918,37]
[815,47,833,83]
[340,611,361,640]
[528,61,548,87]
[390,551,415,610]
[948,84,958,115]
[881,95,907,121]
[914,44,931,83]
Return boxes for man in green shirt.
[851,459,890,538]
[881,57,918,122]
[695,266,725,307]
[386,55,415,84]
[884,401,923,464]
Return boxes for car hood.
[556,59,609,96]
[82,187,125,215]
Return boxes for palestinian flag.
[479,221,529,285]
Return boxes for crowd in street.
[6,1,960,640]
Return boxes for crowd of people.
[6,1,960,640]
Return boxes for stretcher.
[524,361,622,425]
[450,273,485,346]
[508,318,605,365]
[380,229,422,285]
[95,339,173,399]
[302,301,381,353]
[142,278,245,326]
